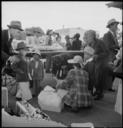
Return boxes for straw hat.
[7,20,23,31]
[84,46,95,55]
[106,18,119,28]
[68,55,83,64]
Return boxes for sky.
[2,1,122,37]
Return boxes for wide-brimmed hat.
[106,19,119,28]
[84,46,95,55]
[68,55,83,64]
[32,49,41,56]
[16,42,29,50]
[7,21,23,31]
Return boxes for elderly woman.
[83,30,112,100]
[57,55,92,112]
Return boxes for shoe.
[94,94,104,100]
[108,88,115,92]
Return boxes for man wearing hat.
[2,20,23,68]
[103,18,120,62]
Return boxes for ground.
[7,72,122,127]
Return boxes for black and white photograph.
[1,1,122,127]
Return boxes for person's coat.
[29,59,44,80]
[2,29,13,67]
[103,31,119,59]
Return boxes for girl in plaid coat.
[57,55,92,112]
[29,50,44,97]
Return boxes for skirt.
[16,82,32,101]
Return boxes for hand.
[8,56,19,64]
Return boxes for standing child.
[83,46,95,96]
[11,42,32,101]
[29,50,44,97]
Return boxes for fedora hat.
[7,21,23,31]
[68,55,83,64]
[84,46,95,55]
[106,19,119,28]
[16,42,29,50]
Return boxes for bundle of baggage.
[16,100,50,120]
[2,62,17,96]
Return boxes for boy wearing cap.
[11,42,32,101]
[103,18,120,62]
[29,50,44,97]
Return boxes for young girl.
[29,50,44,97]
[11,42,32,101]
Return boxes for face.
[34,32,42,38]
[9,28,21,39]
[83,33,94,45]
[84,52,91,61]
[19,49,28,56]
[33,54,40,60]
[110,23,118,32]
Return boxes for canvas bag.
[38,86,63,112]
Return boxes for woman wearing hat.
[57,55,92,112]
[11,42,32,101]
[29,50,44,97]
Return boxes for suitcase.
[2,87,8,108]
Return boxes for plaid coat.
[57,68,92,108]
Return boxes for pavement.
[29,91,122,127]
[7,72,122,127]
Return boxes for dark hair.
[74,63,81,69]
[74,33,80,39]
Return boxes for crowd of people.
[2,19,122,115]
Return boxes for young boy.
[29,50,44,97]
[11,42,32,101]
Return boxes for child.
[83,46,95,96]
[29,50,44,97]
[11,42,32,101]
